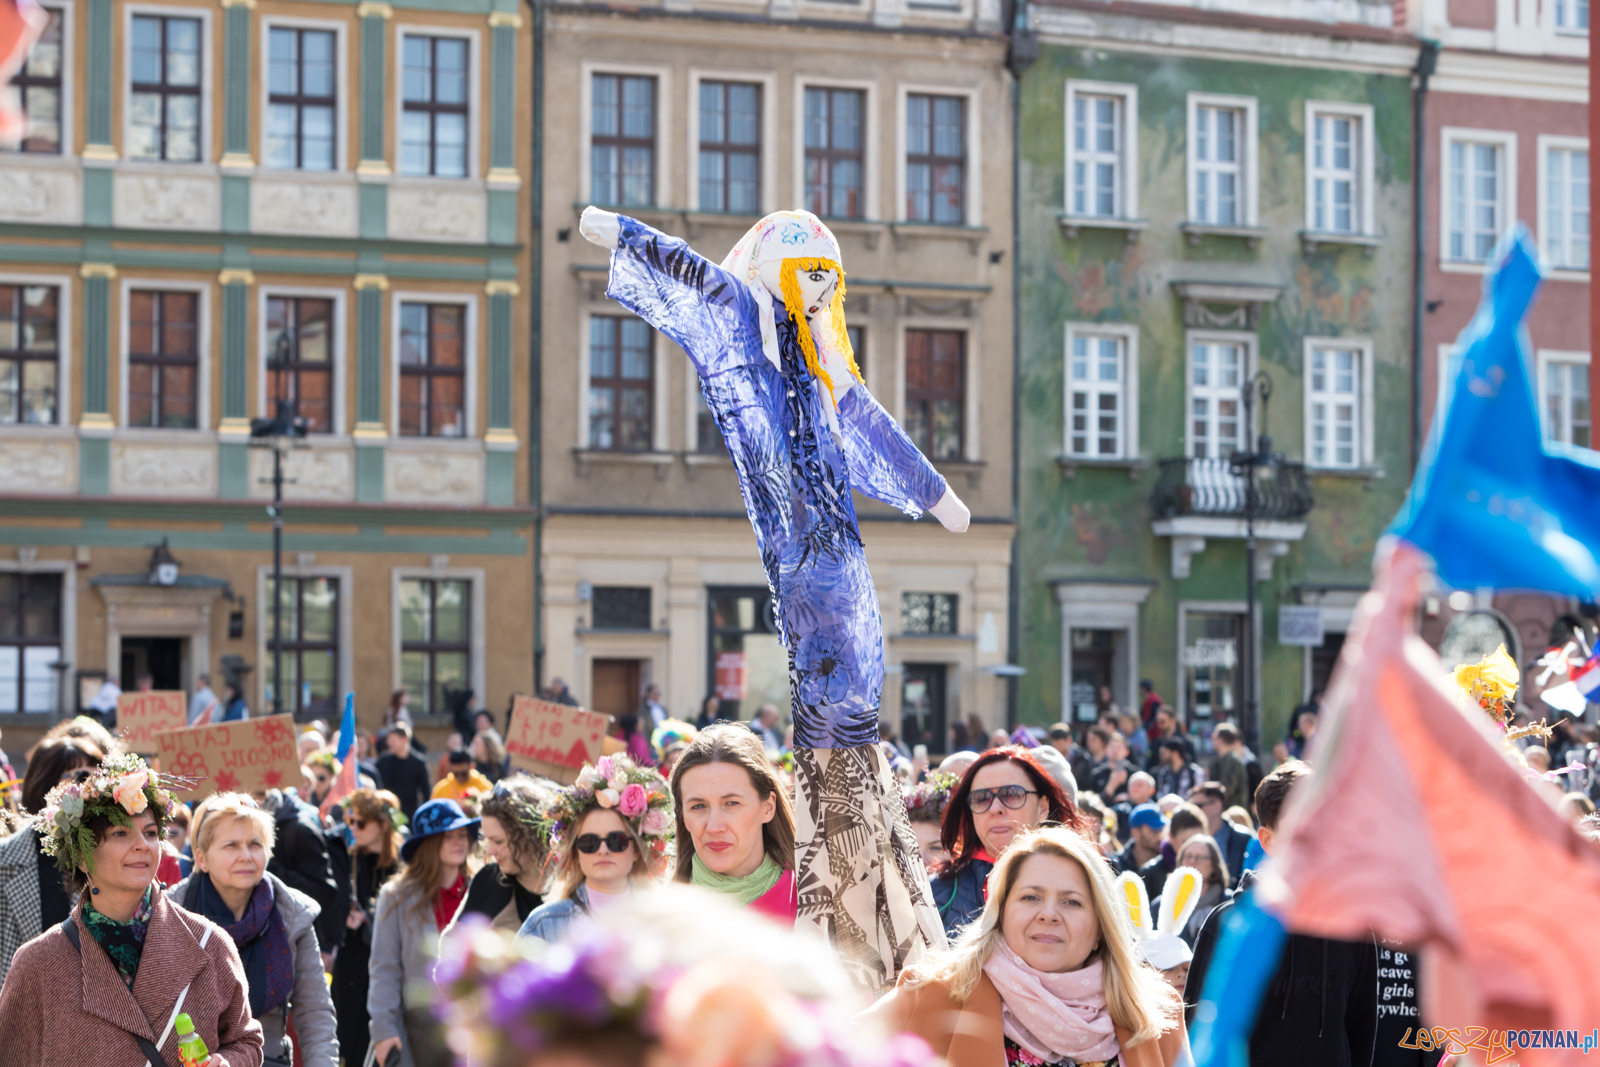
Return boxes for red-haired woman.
[930,746,1090,937]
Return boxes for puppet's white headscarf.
[721,210,845,376]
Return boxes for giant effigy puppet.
[579,205,964,991]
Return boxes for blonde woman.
[862,826,1187,1067]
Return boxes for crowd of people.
[0,677,1595,1067]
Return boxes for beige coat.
[0,890,264,1067]
[861,969,1188,1067]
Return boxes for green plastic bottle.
[174,1013,211,1067]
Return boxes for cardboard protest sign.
[156,714,301,799]
[506,696,608,784]
[117,691,187,753]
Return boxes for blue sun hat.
[401,798,480,862]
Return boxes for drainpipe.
[527,0,546,690]
[1005,0,1036,730]
[1411,39,1439,473]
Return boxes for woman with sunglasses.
[517,755,672,943]
[327,788,404,1067]
[931,746,1090,938]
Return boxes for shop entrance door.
[591,659,642,718]
[1069,629,1115,724]
[1182,612,1243,723]
[120,637,185,691]
[901,663,947,755]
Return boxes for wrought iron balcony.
[1151,456,1314,521]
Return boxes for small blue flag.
[335,692,355,762]
[1389,226,1600,598]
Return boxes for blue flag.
[335,692,355,762]
[1389,226,1600,598]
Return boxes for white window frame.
[0,269,74,430]
[794,74,879,222]
[895,83,982,226]
[1064,80,1138,221]
[1301,337,1376,470]
[394,25,482,181]
[256,285,347,437]
[389,289,479,440]
[1183,330,1256,460]
[582,60,671,210]
[1554,0,1590,34]
[259,15,350,173]
[687,68,775,215]
[390,565,487,715]
[1303,100,1376,237]
[1062,321,1139,461]
[254,563,353,717]
[123,3,215,165]
[578,309,668,453]
[1440,126,1517,270]
[894,317,979,463]
[3,3,76,157]
[1187,93,1257,227]
[1537,134,1589,278]
[118,276,211,432]
[1536,348,1591,447]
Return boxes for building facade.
[1013,0,1420,750]
[0,0,535,751]
[537,0,1016,748]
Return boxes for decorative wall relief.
[386,450,484,504]
[0,438,76,493]
[111,441,216,496]
[388,183,487,243]
[0,164,81,224]
[252,177,359,238]
[113,171,220,230]
[248,445,354,501]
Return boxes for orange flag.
[1269,541,1600,1063]
[0,0,45,141]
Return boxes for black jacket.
[263,790,347,951]
[1186,870,1380,1067]
[1211,818,1254,891]
[375,751,432,819]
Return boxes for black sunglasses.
[575,831,633,855]
[967,785,1039,813]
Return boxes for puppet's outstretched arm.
[837,387,971,532]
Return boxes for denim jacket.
[929,856,992,939]
[516,885,590,943]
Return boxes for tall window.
[0,573,61,713]
[129,290,198,429]
[592,586,651,630]
[1546,357,1591,448]
[1189,340,1243,459]
[699,81,759,214]
[4,7,62,153]
[266,27,335,170]
[847,324,865,379]
[400,578,470,716]
[400,35,468,178]
[0,284,59,425]
[1307,346,1360,469]
[266,296,333,432]
[591,73,655,207]
[804,87,863,220]
[1193,105,1242,225]
[1546,146,1589,271]
[695,389,722,454]
[1556,0,1589,30]
[906,94,964,224]
[588,316,652,451]
[905,329,964,461]
[1448,139,1503,262]
[1309,112,1358,234]
[1067,333,1125,458]
[265,576,338,718]
[399,302,465,437]
[1071,94,1122,217]
[901,591,957,635]
[130,15,201,162]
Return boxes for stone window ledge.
[1301,230,1380,256]
[1055,455,1146,480]
[1058,215,1148,243]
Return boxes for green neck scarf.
[689,850,783,906]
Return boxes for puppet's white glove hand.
[579,206,621,249]
[930,486,971,533]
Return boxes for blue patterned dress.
[606,215,949,750]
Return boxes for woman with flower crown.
[516,754,672,943]
[0,754,264,1066]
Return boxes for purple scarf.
[199,875,294,1016]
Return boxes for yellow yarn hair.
[777,257,864,406]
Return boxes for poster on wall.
[155,715,302,799]
[715,651,747,702]
[506,695,609,784]
[117,691,188,753]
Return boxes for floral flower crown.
[433,915,937,1067]
[903,771,959,824]
[36,752,188,878]
[548,754,673,857]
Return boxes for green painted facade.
[1015,43,1416,745]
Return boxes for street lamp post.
[250,400,308,717]
[1232,371,1277,756]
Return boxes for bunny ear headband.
[1117,867,1203,972]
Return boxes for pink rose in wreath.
[617,783,648,818]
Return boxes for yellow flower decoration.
[1452,643,1520,720]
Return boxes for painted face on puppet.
[798,268,839,320]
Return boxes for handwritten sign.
[155,715,302,799]
[506,696,608,784]
[118,691,187,753]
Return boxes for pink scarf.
[982,941,1122,1064]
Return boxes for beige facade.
[539,0,1016,743]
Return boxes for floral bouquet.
[902,771,958,824]
[548,755,673,861]
[36,751,191,878]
